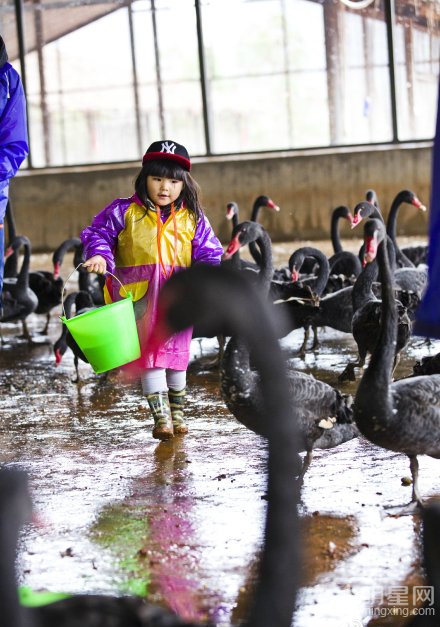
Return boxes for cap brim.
[142,152,191,171]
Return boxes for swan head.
[255,195,280,212]
[225,201,238,220]
[362,218,386,265]
[223,221,265,260]
[351,201,377,229]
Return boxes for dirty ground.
[1,240,438,627]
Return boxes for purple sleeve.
[192,214,224,265]
[80,198,130,273]
[0,65,29,183]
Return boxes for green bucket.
[60,266,141,374]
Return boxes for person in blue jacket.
[0,36,29,314]
[414,76,440,339]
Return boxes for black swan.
[290,204,352,277]
[288,246,330,296]
[224,221,315,304]
[338,222,412,383]
[351,197,428,299]
[290,248,361,304]
[280,208,360,296]
[1,235,38,342]
[352,190,427,270]
[353,218,440,508]
[325,250,362,294]
[52,237,105,306]
[53,290,92,382]
[401,241,429,268]
[329,205,353,254]
[285,205,359,294]
[280,229,369,341]
[272,245,324,306]
[411,352,440,376]
[52,237,83,280]
[249,194,280,222]
[76,254,105,307]
[2,210,69,335]
[365,188,380,209]
[273,204,352,282]
[223,201,259,273]
[225,196,280,271]
[303,283,355,339]
[4,199,19,278]
[286,246,331,354]
[221,332,358,476]
[222,224,357,475]
[8,266,302,627]
[247,194,280,266]
[352,199,384,228]
[384,189,427,269]
[225,200,239,228]
[223,222,319,345]
[27,270,63,335]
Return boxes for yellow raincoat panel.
[107,202,196,302]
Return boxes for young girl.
[81,140,224,441]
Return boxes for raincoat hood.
[0,37,8,68]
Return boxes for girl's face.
[147,175,184,207]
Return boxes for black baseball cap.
[142,140,191,171]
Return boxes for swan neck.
[330,210,344,253]
[363,239,397,384]
[386,193,404,241]
[313,252,330,297]
[352,259,378,311]
[17,243,31,287]
[257,231,274,295]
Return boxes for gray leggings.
[141,367,186,394]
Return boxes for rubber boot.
[168,387,188,435]
[146,391,174,440]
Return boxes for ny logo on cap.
[160,141,177,154]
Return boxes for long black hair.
[134,159,203,222]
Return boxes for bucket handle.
[60,263,130,319]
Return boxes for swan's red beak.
[363,234,378,265]
[351,212,362,229]
[53,261,61,280]
[413,197,427,212]
[223,234,242,260]
[55,348,63,365]
[267,198,281,212]
[291,269,300,283]
[4,246,13,259]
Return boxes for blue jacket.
[0,47,29,222]
[414,80,440,339]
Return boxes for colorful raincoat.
[80,194,224,370]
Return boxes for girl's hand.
[83,255,107,274]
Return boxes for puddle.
[1,246,439,627]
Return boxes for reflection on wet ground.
[1,245,439,627]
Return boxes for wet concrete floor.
[1,242,439,627]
